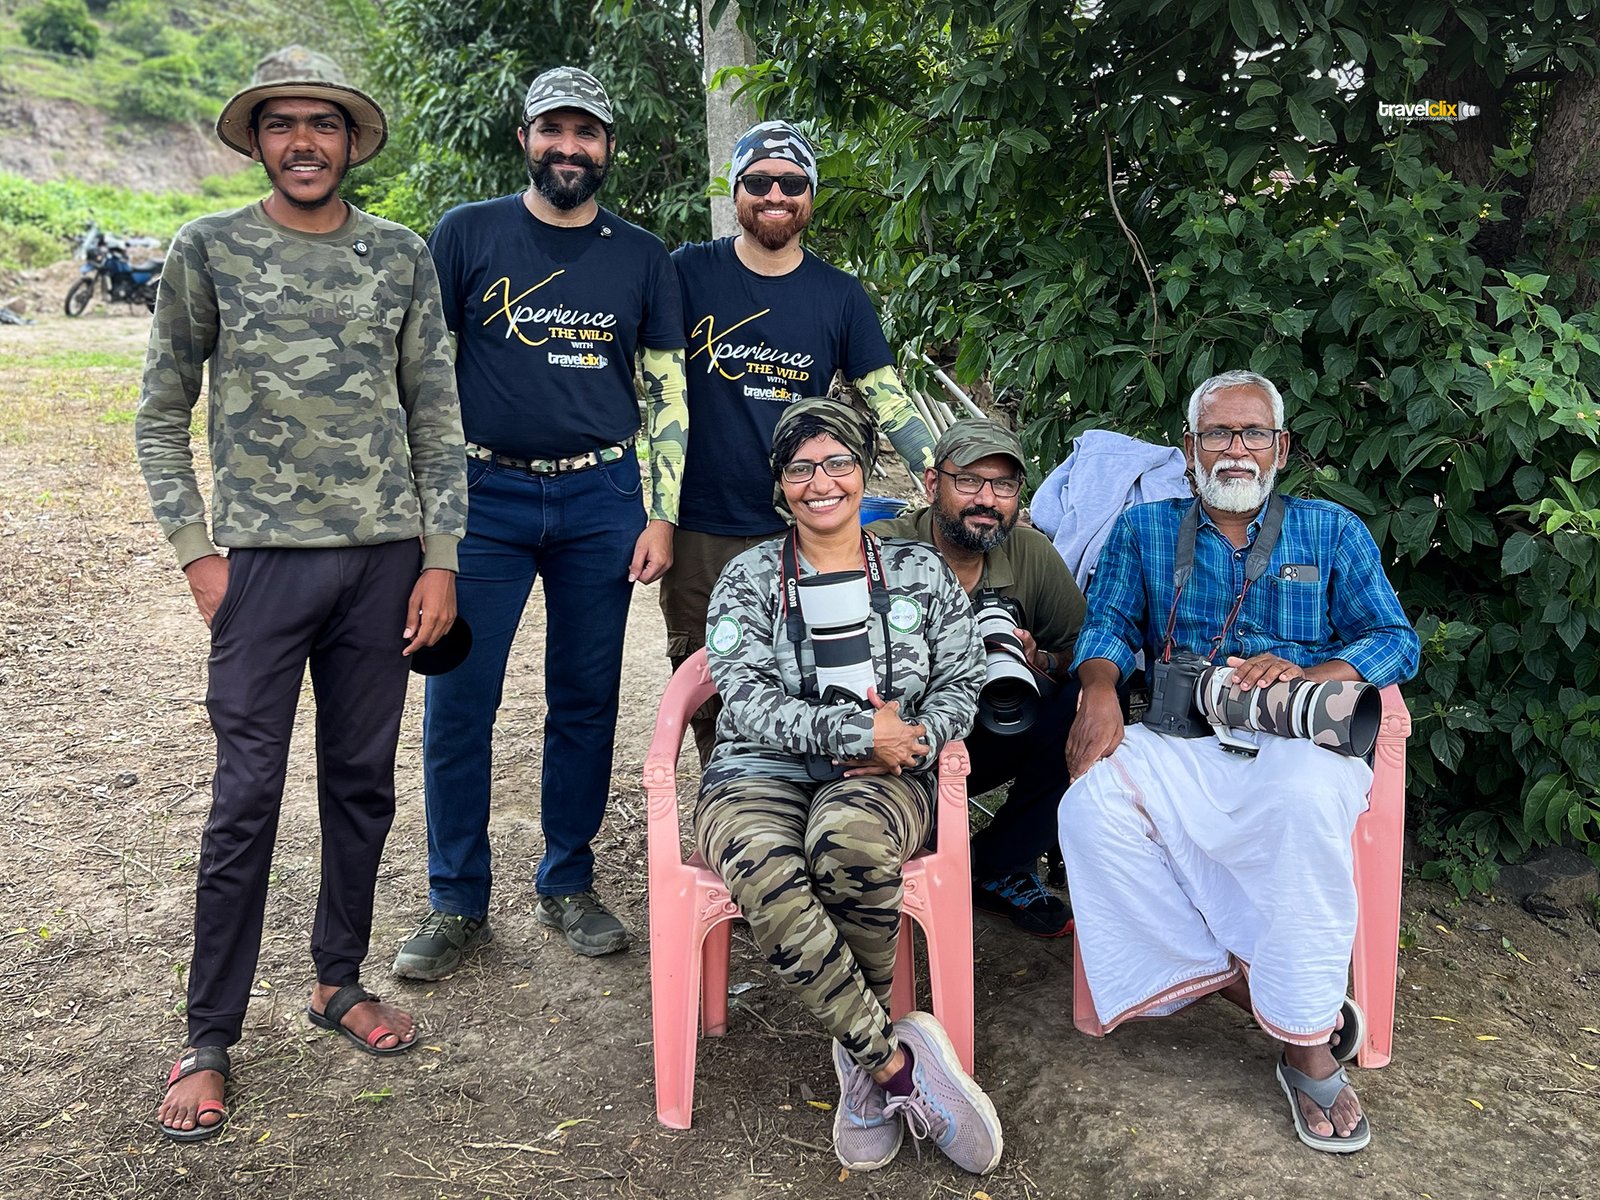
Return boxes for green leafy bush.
[119,52,210,122]
[740,0,1600,885]
[18,0,101,58]
[0,168,266,271]
[106,0,182,56]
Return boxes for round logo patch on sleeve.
[707,615,743,656]
[887,596,922,633]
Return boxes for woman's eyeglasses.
[1192,427,1281,452]
[781,453,859,483]
[740,173,811,198]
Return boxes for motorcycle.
[63,224,164,316]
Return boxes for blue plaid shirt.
[1072,496,1420,688]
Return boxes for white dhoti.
[1060,723,1373,1044]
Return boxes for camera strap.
[779,530,897,701]
[1160,493,1287,663]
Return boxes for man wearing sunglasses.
[664,120,937,762]
[1060,370,1418,1154]
[871,419,1085,938]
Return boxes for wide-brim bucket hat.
[216,45,388,167]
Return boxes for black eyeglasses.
[936,468,1023,499]
[740,173,811,198]
[781,453,859,483]
[1192,427,1281,452]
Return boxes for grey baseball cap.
[523,66,614,126]
[934,418,1025,469]
[217,46,388,166]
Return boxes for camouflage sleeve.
[641,346,688,524]
[707,551,876,760]
[854,364,935,471]
[134,222,219,568]
[396,243,468,571]
[912,556,986,760]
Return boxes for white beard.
[1192,453,1277,513]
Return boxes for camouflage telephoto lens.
[1196,667,1381,758]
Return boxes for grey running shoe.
[884,1011,1003,1174]
[830,1039,903,1171]
[391,911,492,980]
[535,891,630,956]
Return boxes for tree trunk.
[700,0,757,238]
[1524,64,1600,308]
[1417,15,1509,191]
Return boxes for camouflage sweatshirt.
[136,202,468,571]
[702,534,985,787]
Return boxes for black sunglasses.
[740,173,811,198]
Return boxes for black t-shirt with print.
[429,194,684,460]
[673,237,894,536]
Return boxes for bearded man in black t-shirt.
[665,120,937,761]
[392,67,688,976]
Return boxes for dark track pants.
[187,540,420,1048]
[965,676,1079,880]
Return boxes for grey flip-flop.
[1275,1056,1371,1153]
[1328,995,1366,1064]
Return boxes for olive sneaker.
[884,1011,1004,1174]
[974,870,1074,938]
[535,891,630,956]
[391,911,493,980]
[830,1039,903,1171]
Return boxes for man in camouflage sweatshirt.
[135,47,467,1143]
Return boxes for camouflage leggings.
[695,772,933,1073]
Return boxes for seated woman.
[697,396,999,1175]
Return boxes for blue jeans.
[422,451,646,915]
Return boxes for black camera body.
[1143,651,1212,739]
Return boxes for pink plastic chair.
[1071,684,1412,1068]
[644,648,975,1129]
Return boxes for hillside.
[0,89,241,191]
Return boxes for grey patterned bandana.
[523,66,614,127]
[731,120,818,190]
[770,397,877,519]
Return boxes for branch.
[1102,122,1161,358]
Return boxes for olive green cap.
[933,418,1024,469]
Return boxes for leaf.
[1457,8,1488,42]
[1285,94,1335,144]
[1475,1035,1500,1041]
[1335,27,1368,63]
[1501,532,1538,575]
[1467,1098,1484,1110]
[1430,1015,1460,1023]
[806,1100,834,1111]
[1573,448,1600,481]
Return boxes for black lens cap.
[409,616,473,676]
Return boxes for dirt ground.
[3,311,1599,1200]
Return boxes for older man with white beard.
[1060,370,1418,1155]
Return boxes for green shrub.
[0,222,70,273]
[194,26,256,96]
[119,52,210,122]
[18,0,101,58]
[106,0,192,57]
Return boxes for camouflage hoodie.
[136,202,468,570]
[702,534,984,787]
